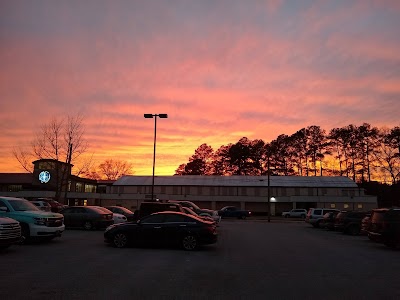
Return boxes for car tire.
[83,221,93,230]
[113,233,128,248]
[284,215,289,218]
[240,215,247,220]
[314,221,321,228]
[182,234,198,251]
[20,223,30,244]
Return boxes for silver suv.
[0,217,21,249]
[306,208,340,228]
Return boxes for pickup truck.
[282,209,307,218]
[0,196,65,243]
[218,206,251,219]
[0,216,21,249]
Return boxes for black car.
[334,211,369,235]
[218,206,251,219]
[104,211,217,251]
[105,206,136,221]
[61,206,114,230]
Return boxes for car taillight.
[249,211,251,215]
[206,225,216,234]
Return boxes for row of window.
[111,186,355,197]
[330,203,363,209]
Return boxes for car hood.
[11,210,63,218]
[0,217,20,224]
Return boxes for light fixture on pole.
[144,113,168,201]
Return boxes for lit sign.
[39,171,51,183]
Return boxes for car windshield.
[9,199,40,211]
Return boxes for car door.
[162,213,188,246]
[61,207,74,227]
[136,214,166,246]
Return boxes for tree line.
[175,123,400,185]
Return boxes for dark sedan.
[61,206,114,230]
[218,206,251,219]
[105,206,136,221]
[104,211,217,251]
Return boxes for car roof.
[148,211,209,223]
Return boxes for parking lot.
[1,220,400,300]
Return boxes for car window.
[141,214,165,224]
[0,200,8,210]
[8,199,39,211]
[314,209,322,215]
[164,214,186,223]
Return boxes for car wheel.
[83,221,93,230]
[314,221,321,228]
[113,233,128,248]
[20,223,30,244]
[240,215,247,220]
[182,234,198,251]
[284,215,289,218]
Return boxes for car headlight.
[34,217,46,225]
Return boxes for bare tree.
[98,159,134,180]
[13,114,89,201]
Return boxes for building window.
[308,188,314,196]
[38,161,55,170]
[210,187,215,196]
[281,188,287,196]
[344,204,349,209]
[76,183,84,193]
[330,203,336,208]
[173,186,179,195]
[161,186,166,194]
[357,204,363,209]
[221,187,228,196]
[85,184,96,193]
[197,186,202,195]
[8,185,22,192]
[254,188,260,197]
[137,186,142,193]
[295,188,300,196]
[184,186,190,195]
[241,187,247,196]
[68,181,71,192]
[322,188,327,195]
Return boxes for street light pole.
[144,113,168,201]
[267,155,271,223]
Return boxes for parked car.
[367,208,389,242]
[136,202,185,220]
[30,200,52,212]
[305,208,340,228]
[320,211,340,230]
[334,211,369,235]
[0,217,21,249]
[0,196,64,242]
[282,209,307,218]
[367,208,400,247]
[167,200,220,223]
[104,211,217,250]
[61,206,114,230]
[182,207,216,224]
[218,206,251,219]
[94,206,127,224]
[360,213,372,235]
[379,208,400,248]
[35,198,66,213]
[104,206,136,221]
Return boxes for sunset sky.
[1,0,399,176]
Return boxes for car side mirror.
[0,207,8,212]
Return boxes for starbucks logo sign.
[39,171,51,183]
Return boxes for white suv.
[306,208,340,227]
[282,209,307,218]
